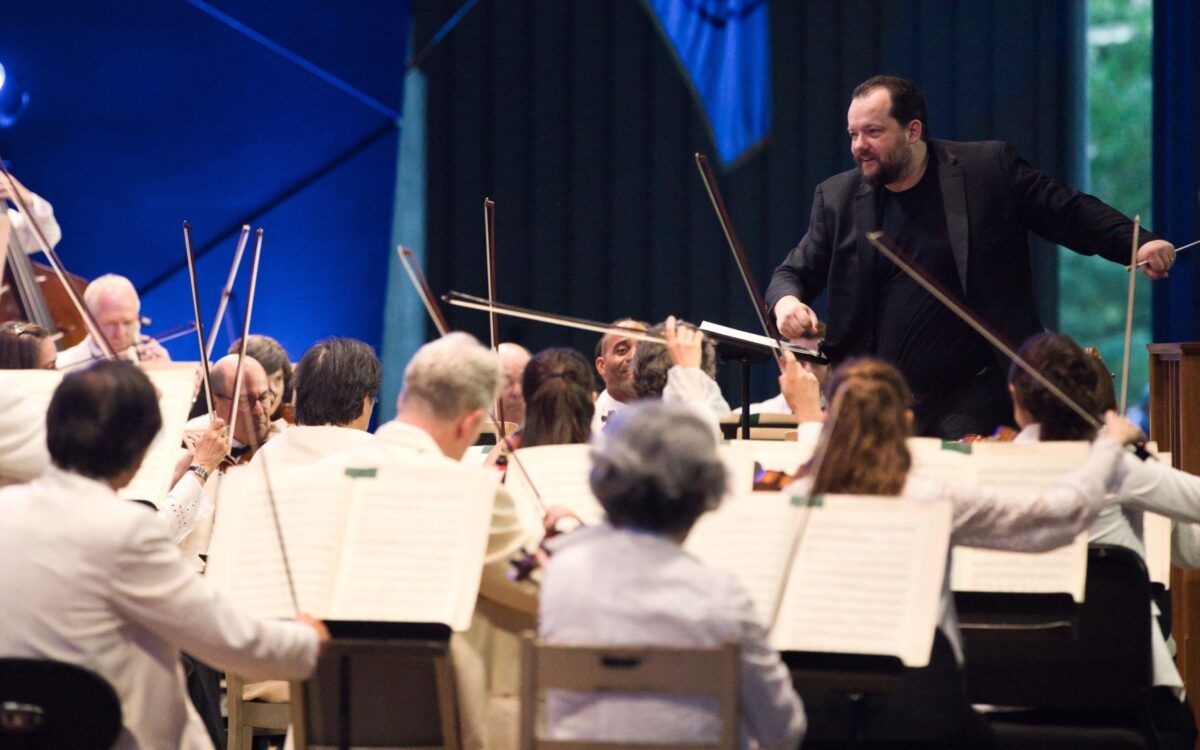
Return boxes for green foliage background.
[1059,0,1152,417]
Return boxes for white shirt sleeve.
[943,436,1125,551]
[8,192,62,252]
[722,576,806,750]
[663,366,732,423]
[110,512,319,681]
[156,472,212,544]
[1112,452,1200,524]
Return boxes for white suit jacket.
[0,373,50,484]
[0,467,319,749]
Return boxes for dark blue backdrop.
[0,1,409,362]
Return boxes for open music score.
[121,362,197,502]
[502,442,778,535]
[686,493,952,667]
[908,438,1092,601]
[0,363,196,502]
[206,464,497,630]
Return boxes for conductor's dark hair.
[1009,333,1103,441]
[521,348,594,447]
[230,334,293,420]
[590,402,726,534]
[47,361,162,479]
[0,321,52,369]
[852,75,931,142]
[293,337,381,427]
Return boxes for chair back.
[0,658,122,750]
[519,635,739,750]
[963,544,1154,712]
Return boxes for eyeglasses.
[212,390,275,409]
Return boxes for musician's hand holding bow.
[779,355,823,424]
[137,335,171,362]
[774,295,820,339]
[1100,410,1144,446]
[1137,240,1175,281]
[664,315,702,369]
[0,173,33,207]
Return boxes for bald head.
[210,354,272,447]
[497,342,532,425]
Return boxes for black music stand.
[783,651,906,748]
[701,322,825,440]
[290,621,460,750]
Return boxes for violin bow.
[694,153,788,373]
[226,229,264,454]
[396,246,547,515]
[0,158,119,360]
[483,198,507,438]
[443,291,667,346]
[1119,216,1139,415]
[865,231,1104,431]
[204,225,251,360]
[183,221,216,421]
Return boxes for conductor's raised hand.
[1137,240,1175,281]
[664,315,703,370]
[773,295,819,339]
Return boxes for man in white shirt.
[0,360,327,750]
[1,172,61,252]
[251,337,378,466]
[0,371,50,484]
[56,274,171,369]
[323,332,538,750]
[591,318,647,432]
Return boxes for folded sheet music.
[910,439,1093,601]
[120,362,198,503]
[725,437,818,477]
[686,492,952,667]
[206,464,497,630]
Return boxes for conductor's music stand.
[290,621,460,750]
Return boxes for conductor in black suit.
[765,75,1177,439]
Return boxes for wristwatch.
[188,465,210,482]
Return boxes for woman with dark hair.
[1009,333,1200,745]
[540,401,805,749]
[0,321,56,370]
[518,347,595,448]
[229,334,294,423]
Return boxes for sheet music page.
[120,363,198,503]
[329,466,497,629]
[505,444,605,525]
[950,532,1089,601]
[718,442,760,496]
[949,441,1091,601]
[726,438,817,477]
[907,438,974,484]
[2,369,63,411]
[684,493,803,624]
[770,495,951,667]
[206,466,352,619]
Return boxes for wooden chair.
[226,673,290,750]
[519,634,739,750]
[0,658,122,750]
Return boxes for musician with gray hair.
[57,273,171,368]
[540,402,805,749]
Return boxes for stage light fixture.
[0,62,30,129]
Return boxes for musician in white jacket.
[0,361,327,749]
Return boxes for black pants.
[914,366,1013,440]
[182,652,226,749]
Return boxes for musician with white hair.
[56,274,171,369]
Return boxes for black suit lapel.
[937,147,970,294]
[852,182,880,351]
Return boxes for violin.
[957,425,1019,443]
